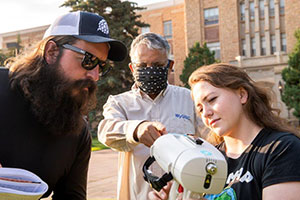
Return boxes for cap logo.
[97,19,109,35]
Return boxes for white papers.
[0,167,48,200]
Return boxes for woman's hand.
[148,182,172,200]
[148,181,207,200]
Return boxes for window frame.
[240,3,245,21]
[207,42,221,59]
[163,20,173,39]
[271,35,276,54]
[269,0,275,17]
[259,0,265,18]
[251,38,256,57]
[261,36,266,55]
[204,7,219,25]
[281,33,286,52]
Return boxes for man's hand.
[134,121,167,147]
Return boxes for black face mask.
[134,66,169,94]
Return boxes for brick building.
[0,25,49,54]
[139,0,300,119]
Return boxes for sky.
[0,0,166,34]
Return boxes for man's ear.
[129,63,134,73]
[168,60,174,72]
[239,87,248,104]
[44,40,60,65]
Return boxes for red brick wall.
[285,0,300,53]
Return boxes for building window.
[207,42,220,59]
[141,27,150,34]
[163,20,172,39]
[271,35,276,54]
[6,42,19,49]
[261,36,266,55]
[241,39,246,56]
[204,7,219,25]
[269,0,275,17]
[280,0,285,15]
[259,0,264,18]
[281,33,286,52]
[250,2,255,20]
[251,38,256,56]
[240,3,245,21]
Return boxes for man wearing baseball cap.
[0,11,127,199]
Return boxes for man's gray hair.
[130,32,170,60]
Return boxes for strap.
[142,156,173,192]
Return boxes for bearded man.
[0,11,126,199]
[98,32,202,200]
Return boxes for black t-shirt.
[204,128,300,200]
[0,68,91,199]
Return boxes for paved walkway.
[87,149,118,200]
[43,149,118,200]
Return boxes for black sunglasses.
[62,44,111,77]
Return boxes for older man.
[98,32,202,200]
[0,11,127,199]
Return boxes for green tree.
[0,50,8,66]
[0,49,15,66]
[61,0,149,136]
[281,29,300,119]
[0,34,23,66]
[15,34,23,55]
[180,42,217,88]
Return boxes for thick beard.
[25,63,97,136]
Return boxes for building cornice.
[139,0,184,11]
[0,25,49,37]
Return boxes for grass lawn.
[91,137,109,151]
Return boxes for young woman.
[149,63,300,200]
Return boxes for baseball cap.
[43,11,127,62]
